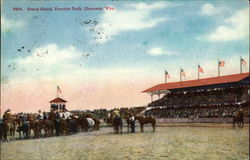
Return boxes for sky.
[1,0,249,113]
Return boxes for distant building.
[49,97,67,112]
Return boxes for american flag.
[180,68,186,77]
[241,58,247,66]
[219,60,225,67]
[165,70,170,79]
[57,86,62,93]
[198,64,204,73]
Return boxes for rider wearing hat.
[112,109,120,119]
[3,109,12,121]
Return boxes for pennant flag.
[57,86,62,93]
[198,64,204,73]
[180,68,186,77]
[219,60,225,67]
[241,58,247,66]
[165,70,170,79]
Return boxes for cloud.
[1,43,158,112]
[92,2,170,43]
[206,8,249,41]
[9,44,83,79]
[200,3,221,15]
[148,47,175,56]
[1,16,25,32]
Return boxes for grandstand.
[142,73,250,123]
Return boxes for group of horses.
[0,109,244,142]
[105,115,156,134]
[0,113,100,142]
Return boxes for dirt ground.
[1,124,249,160]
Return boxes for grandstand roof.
[143,72,249,93]
[50,97,67,103]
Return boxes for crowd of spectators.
[149,86,248,107]
[72,106,146,120]
[145,103,249,118]
[145,86,249,119]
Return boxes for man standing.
[129,114,135,133]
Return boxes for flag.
[165,70,170,79]
[180,68,186,77]
[218,60,225,67]
[198,65,204,73]
[57,86,62,93]
[241,58,247,66]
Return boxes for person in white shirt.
[129,113,135,133]
[37,110,43,120]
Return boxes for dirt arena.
[1,124,249,160]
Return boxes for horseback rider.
[112,110,120,118]
[3,109,12,122]
[54,111,61,136]
[37,110,43,121]
[237,107,244,121]
[43,112,48,120]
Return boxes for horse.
[0,119,3,141]
[77,115,89,132]
[16,120,30,139]
[86,118,95,132]
[2,120,17,141]
[92,118,100,130]
[40,119,53,137]
[29,120,40,138]
[104,117,113,127]
[67,117,78,134]
[60,119,69,135]
[112,116,123,134]
[54,118,61,136]
[135,116,156,132]
[233,109,244,129]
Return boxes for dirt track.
[1,125,249,160]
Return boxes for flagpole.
[218,59,220,77]
[165,71,167,83]
[198,65,200,80]
[180,68,182,82]
[240,56,242,74]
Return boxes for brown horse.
[112,116,123,134]
[92,117,100,130]
[77,115,88,132]
[233,109,244,129]
[60,119,69,135]
[40,120,53,137]
[29,120,40,138]
[135,116,156,132]
[126,117,133,133]
[3,120,17,141]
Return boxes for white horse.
[86,118,95,132]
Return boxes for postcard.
[1,1,249,160]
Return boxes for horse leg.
[5,131,9,142]
[26,129,29,139]
[151,123,155,132]
[19,130,21,139]
[12,129,16,140]
[120,125,123,134]
[140,123,143,132]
